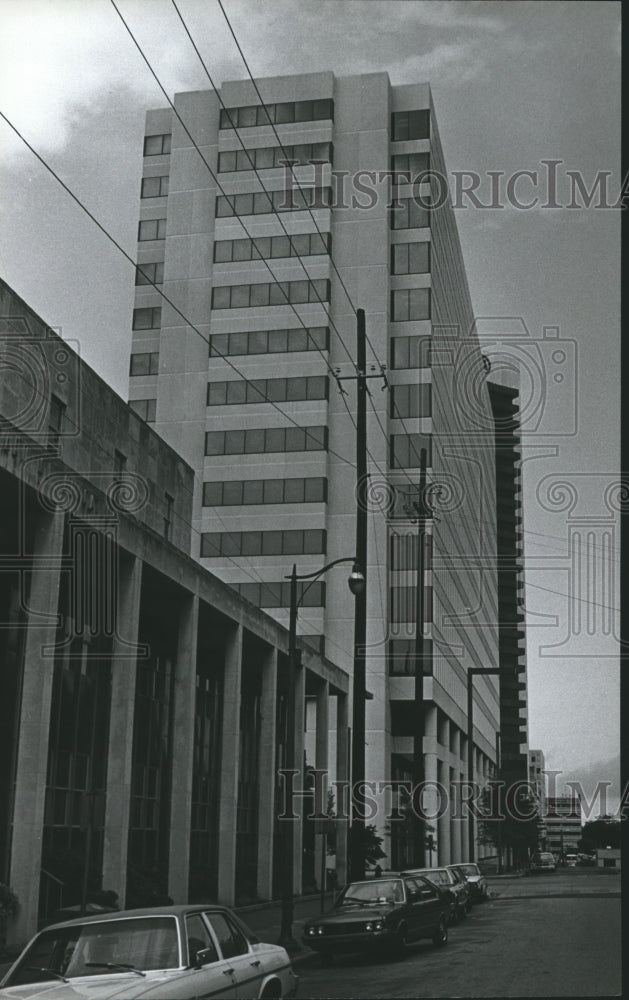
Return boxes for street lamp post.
[278,557,364,950]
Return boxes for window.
[391,242,430,275]
[219,98,333,130]
[391,288,431,322]
[201,529,326,558]
[233,581,325,608]
[203,912,248,960]
[390,434,431,469]
[213,232,330,264]
[204,425,327,456]
[391,109,430,141]
[390,383,431,418]
[202,477,326,507]
[164,493,174,541]
[135,261,164,285]
[185,914,217,966]
[132,307,162,330]
[130,398,157,423]
[144,133,172,156]
[138,218,167,241]
[218,141,332,172]
[389,587,432,626]
[215,187,331,218]
[130,352,159,376]
[48,394,66,445]
[391,152,430,183]
[141,175,169,198]
[211,279,329,310]
[390,335,430,370]
[390,197,430,230]
[207,375,328,406]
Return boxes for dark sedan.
[302,875,449,961]
[402,867,471,922]
[447,863,488,902]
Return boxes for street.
[293,870,621,998]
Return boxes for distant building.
[545,795,582,857]
[528,749,547,846]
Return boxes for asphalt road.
[294,870,621,998]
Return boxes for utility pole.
[350,308,368,882]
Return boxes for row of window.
[391,152,430,182]
[215,187,331,218]
[390,434,432,469]
[207,375,328,407]
[141,175,169,199]
[391,288,431,322]
[211,278,330,310]
[209,326,329,358]
[214,231,330,264]
[391,241,430,275]
[219,98,334,130]
[390,532,433,572]
[388,638,432,676]
[390,383,431,419]
[138,218,167,241]
[135,261,164,285]
[144,133,171,156]
[390,585,433,624]
[133,307,162,330]
[232,580,325,608]
[391,198,430,231]
[218,141,332,173]
[201,528,326,558]
[130,352,159,376]
[202,476,327,507]
[129,398,156,422]
[391,109,430,142]
[205,425,327,456]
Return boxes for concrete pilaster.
[256,646,278,901]
[437,723,451,867]
[168,593,199,903]
[450,729,462,863]
[217,622,243,905]
[102,554,143,907]
[335,693,349,887]
[313,681,329,890]
[423,705,440,858]
[8,509,64,945]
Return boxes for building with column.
[545,795,583,859]
[0,279,349,944]
[528,749,547,848]
[128,71,529,867]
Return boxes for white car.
[0,905,299,998]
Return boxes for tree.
[579,818,620,852]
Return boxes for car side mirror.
[194,948,215,970]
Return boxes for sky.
[0,0,621,803]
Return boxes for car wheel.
[432,917,448,948]
[260,982,282,999]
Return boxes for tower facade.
[129,71,516,864]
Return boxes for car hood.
[309,903,396,925]
[0,971,188,999]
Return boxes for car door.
[182,911,239,998]
[402,878,425,940]
[203,911,261,999]
[408,876,443,933]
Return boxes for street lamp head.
[348,562,365,596]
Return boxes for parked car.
[0,905,299,998]
[401,867,470,922]
[446,863,488,902]
[529,851,557,874]
[565,853,578,868]
[302,874,449,961]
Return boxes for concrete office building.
[0,280,349,943]
[545,795,583,858]
[128,71,528,865]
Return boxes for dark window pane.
[265,428,285,452]
[392,244,408,275]
[249,331,267,353]
[247,379,267,403]
[208,382,228,406]
[308,376,327,400]
[245,428,265,453]
[286,377,306,400]
[256,106,273,126]
[130,353,150,376]
[215,196,230,218]
[236,193,254,216]
[266,379,286,402]
[203,482,223,506]
[238,106,257,127]
[284,478,304,502]
[224,429,245,454]
[268,329,288,353]
[256,147,274,169]
[304,478,325,502]
[141,176,161,198]
[289,329,308,352]
[243,480,264,504]
[230,285,250,308]
[230,332,249,355]
[262,531,283,555]
[289,281,309,305]
[214,241,232,263]
[305,426,326,450]
[269,282,289,306]
[313,99,332,120]
[222,481,243,505]
[241,532,262,556]
[224,381,246,404]
[303,529,325,554]
[201,534,221,557]
[285,427,305,451]
[263,479,284,503]
[271,236,290,258]
[205,432,225,456]
[409,288,430,320]
[232,239,251,261]
[219,150,237,172]
[282,530,302,555]
[250,283,270,307]
[275,103,295,124]
[221,533,241,557]
[212,287,231,309]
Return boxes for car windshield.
[455,864,480,876]
[338,879,404,906]
[7,917,180,986]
